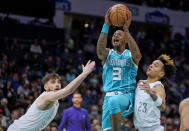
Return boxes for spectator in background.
[83,89,94,105]
[0,126,5,131]
[89,105,101,123]
[166,119,174,131]
[5,81,17,107]
[84,38,95,60]
[30,40,42,54]
[17,80,30,97]
[51,126,58,131]
[91,118,102,131]
[58,92,91,131]
[0,98,10,117]
[10,38,21,53]
[8,73,20,90]
[0,109,9,128]
[7,109,20,127]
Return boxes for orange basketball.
[109,4,131,27]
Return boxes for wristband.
[101,24,109,34]
[154,96,162,107]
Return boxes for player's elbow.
[134,53,142,62]
[160,106,166,111]
[158,104,166,111]
[133,54,142,66]
[97,49,103,56]
[137,52,142,61]
[97,54,104,61]
[97,53,101,58]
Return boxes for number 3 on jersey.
[113,67,121,80]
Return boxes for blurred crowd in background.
[0,11,189,131]
[111,0,189,11]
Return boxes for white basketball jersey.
[134,81,164,129]
[8,92,59,131]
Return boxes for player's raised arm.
[41,61,95,102]
[97,8,111,63]
[123,12,142,66]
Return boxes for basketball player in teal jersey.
[97,8,142,131]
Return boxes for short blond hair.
[158,54,176,82]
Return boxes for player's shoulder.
[155,84,164,88]
[153,81,164,88]
[37,91,49,102]
[156,81,164,86]
[180,98,189,107]
[153,82,165,93]
[179,98,189,113]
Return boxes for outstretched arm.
[41,60,95,102]
[123,11,142,66]
[97,8,111,64]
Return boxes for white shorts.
[138,125,164,131]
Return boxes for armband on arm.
[101,24,109,34]
[154,96,162,107]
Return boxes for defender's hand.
[82,60,95,75]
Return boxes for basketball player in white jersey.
[134,54,176,131]
[7,60,95,131]
[179,98,189,131]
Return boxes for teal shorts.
[102,93,135,131]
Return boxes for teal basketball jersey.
[102,49,138,92]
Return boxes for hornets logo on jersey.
[102,49,138,92]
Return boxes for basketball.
[109,4,131,27]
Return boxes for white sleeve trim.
[129,52,138,68]
[155,81,164,88]
[154,96,163,107]
[103,49,111,68]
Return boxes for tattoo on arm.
[127,33,142,65]
[97,32,109,61]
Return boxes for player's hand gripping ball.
[109,4,132,27]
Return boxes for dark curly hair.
[157,54,176,82]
